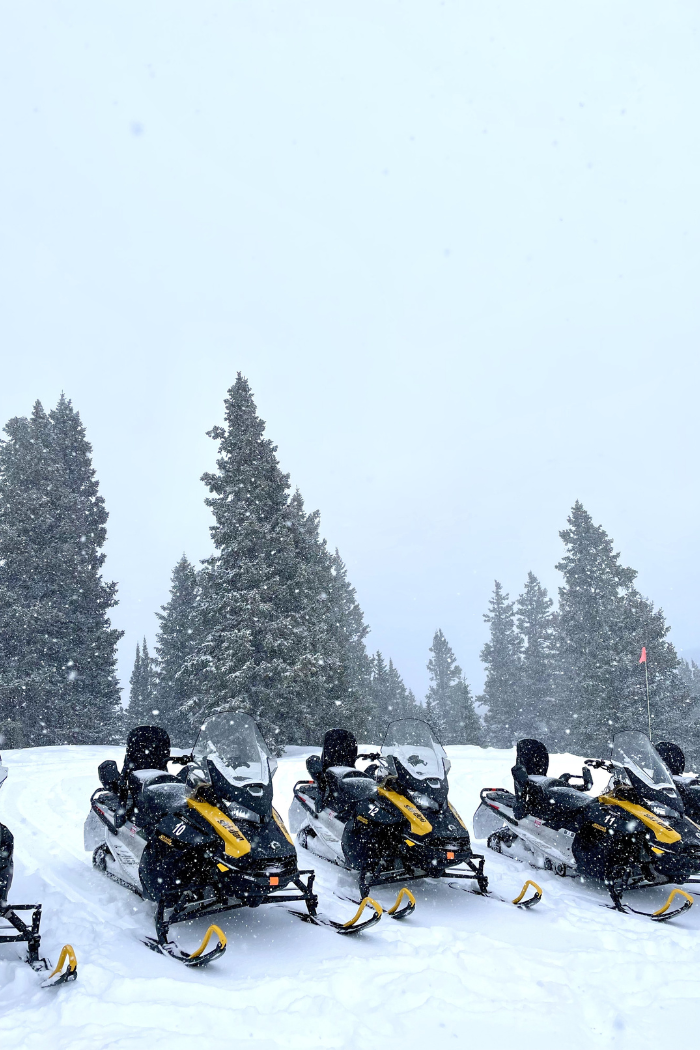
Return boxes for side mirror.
[98,759,121,793]
[306,754,323,780]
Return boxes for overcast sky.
[1,1,699,699]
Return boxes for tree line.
[1,380,697,758]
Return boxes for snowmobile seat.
[512,739,591,820]
[322,729,358,772]
[123,726,172,777]
[656,741,685,776]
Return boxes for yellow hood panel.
[187,797,252,857]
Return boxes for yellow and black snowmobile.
[0,753,77,986]
[474,730,700,920]
[289,719,540,909]
[85,714,381,967]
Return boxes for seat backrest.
[123,725,171,775]
[516,738,549,776]
[322,728,357,772]
[656,741,685,776]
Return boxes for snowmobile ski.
[333,884,416,921]
[41,944,79,987]
[448,876,543,908]
[386,885,416,919]
[144,921,227,967]
[287,894,383,935]
[0,904,78,986]
[606,885,693,922]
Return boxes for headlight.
[227,801,261,823]
[407,790,439,812]
[648,804,675,818]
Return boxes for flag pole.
[640,647,651,739]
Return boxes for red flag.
[639,647,647,664]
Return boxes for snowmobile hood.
[187,797,252,858]
[598,794,682,844]
[377,786,433,836]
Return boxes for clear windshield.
[611,730,675,791]
[381,719,447,781]
[195,712,275,786]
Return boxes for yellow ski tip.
[189,924,227,959]
[653,888,693,918]
[343,897,383,929]
[512,880,542,907]
[41,944,77,988]
[387,886,416,919]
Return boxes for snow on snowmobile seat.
[656,741,685,777]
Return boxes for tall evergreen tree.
[481,581,523,747]
[425,629,481,744]
[154,555,201,745]
[0,396,122,745]
[127,637,157,727]
[184,375,372,748]
[368,652,418,741]
[556,501,684,751]
[515,572,557,742]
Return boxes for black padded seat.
[517,739,550,776]
[322,729,358,772]
[656,741,685,776]
[123,726,171,778]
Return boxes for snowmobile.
[655,741,700,824]
[473,730,700,920]
[289,719,540,909]
[85,716,381,967]
[0,753,77,986]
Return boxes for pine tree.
[556,501,683,751]
[0,396,122,745]
[321,549,373,739]
[154,555,201,746]
[184,375,372,749]
[127,637,157,727]
[481,582,523,747]
[515,572,557,743]
[425,629,481,744]
[368,653,418,741]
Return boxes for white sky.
[1,1,699,698]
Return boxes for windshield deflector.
[195,712,273,786]
[381,719,447,780]
[611,730,675,791]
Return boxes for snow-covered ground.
[1,744,699,1049]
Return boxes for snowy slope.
[1,744,699,1049]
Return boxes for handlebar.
[358,752,381,761]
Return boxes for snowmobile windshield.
[195,712,275,786]
[381,719,447,781]
[611,731,675,791]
